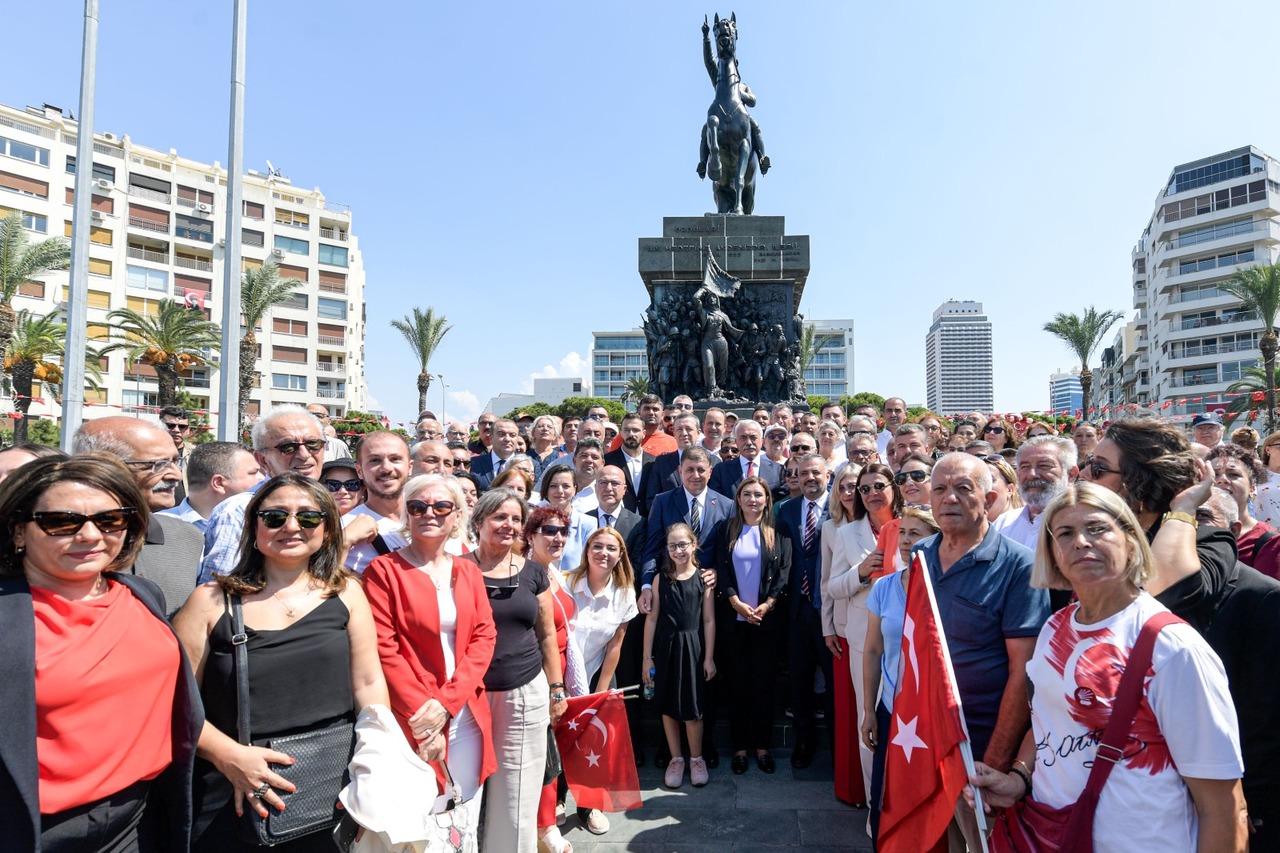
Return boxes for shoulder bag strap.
[1082,609,1182,796]
[229,592,252,745]
[371,533,392,556]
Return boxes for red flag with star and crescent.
[877,553,971,853]
[553,691,643,812]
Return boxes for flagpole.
[217,0,247,440]
[915,553,990,849]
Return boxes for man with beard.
[342,431,411,574]
[73,416,206,614]
[878,397,908,461]
[605,414,653,513]
[699,407,727,461]
[993,435,1079,552]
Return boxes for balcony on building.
[126,236,169,265]
[174,248,213,273]
[316,322,346,350]
[318,219,349,242]
[315,360,346,378]
[127,174,171,205]
[1165,309,1260,341]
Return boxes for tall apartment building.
[1130,146,1280,415]
[0,101,367,425]
[924,300,993,415]
[590,319,856,403]
[1048,367,1082,413]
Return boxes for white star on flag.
[567,719,579,731]
[892,715,928,764]
[585,750,601,767]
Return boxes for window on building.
[278,264,308,282]
[88,258,111,278]
[122,390,160,409]
[0,208,47,232]
[1178,249,1254,275]
[274,208,309,229]
[0,170,48,198]
[280,292,309,310]
[318,244,347,266]
[63,286,111,310]
[272,318,308,336]
[272,373,307,391]
[242,228,265,247]
[274,235,309,255]
[127,265,168,292]
[65,156,116,182]
[1221,359,1260,383]
[272,345,308,363]
[1,135,50,167]
[174,212,212,243]
[18,280,44,299]
[317,297,347,320]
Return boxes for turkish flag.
[182,288,206,310]
[554,691,642,812]
[877,553,970,853]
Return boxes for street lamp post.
[436,373,448,425]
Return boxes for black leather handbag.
[230,594,355,846]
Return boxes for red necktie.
[746,460,755,478]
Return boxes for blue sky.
[7,1,1280,426]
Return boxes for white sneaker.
[664,756,686,788]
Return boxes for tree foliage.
[1042,306,1123,414]
[1220,263,1280,434]
[100,299,222,407]
[390,308,452,415]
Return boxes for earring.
[15,546,24,557]
[253,541,260,551]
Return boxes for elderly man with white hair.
[198,404,326,582]
[992,435,1079,552]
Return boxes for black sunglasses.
[406,500,456,518]
[256,509,326,529]
[163,421,190,432]
[790,444,813,452]
[273,439,326,455]
[984,426,1006,435]
[857,482,892,494]
[721,446,740,456]
[894,470,929,485]
[323,478,362,493]
[539,525,570,537]
[21,508,137,536]
[1082,456,1117,479]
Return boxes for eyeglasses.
[406,500,456,518]
[122,458,180,475]
[984,426,1005,435]
[597,479,624,489]
[308,410,330,420]
[667,541,694,551]
[20,508,136,536]
[849,449,873,459]
[674,403,694,411]
[162,421,190,432]
[847,430,873,437]
[272,439,325,455]
[790,444,813,452]
[539,525,570,537]
[323,478,362,493]
[857,482,892,495]
[721,446,740,456]
[454,458,471,468]
[894,470,929,485]
[1082,456,1118,479]
[922,424,941,432]
[256,509,326,529]
[478,421,495,430]
[982,454,1005,464]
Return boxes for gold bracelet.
[1162,511,1198,530]
[1014,758,1033,777]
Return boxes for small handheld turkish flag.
[877,553,972,853]
[554,691,642,812]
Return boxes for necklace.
[271,585,312,618]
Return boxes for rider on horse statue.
[698,13,771,216]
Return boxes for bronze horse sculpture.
[698,13,770,216]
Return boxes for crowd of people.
[1,393,1274,852]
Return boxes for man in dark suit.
[588,466,646,557]
[639,411,704,515]
[604,413,654,514]
[709,419,783,499]
[470,417,521,490]
[638,446,732,610]
[775,452,833,769]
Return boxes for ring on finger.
[254,783,270,799]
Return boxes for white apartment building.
[591,319,856,403]
[1131,146,1280,415]
[0,101,367,426]
[925,300,993,415]
[484,377,587,416]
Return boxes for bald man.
[410,439,454,476]
[73,416,205,614]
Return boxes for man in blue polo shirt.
[913,452,1049,849]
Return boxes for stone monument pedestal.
[638,215,811,406]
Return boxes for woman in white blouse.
[821,462,902,804]
[538,464,598,571]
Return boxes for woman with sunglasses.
[320,459,364,516]
[175,473,389,852]
[465,488,566,853]
[519,506,578,852]
[0,455,201,852]
[714,476,791,777]
[361,474,495,846]
[982,416,1020,454]
[823,462,902,804]
[537,464,598,575]
[870,454,936,577]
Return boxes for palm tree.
[4,310,101,443]
[0,212,71,374]
[798,323,839,373]
[101,299,222,407]
[391,308,452,415]
[1220,262,1280,433]
[620,375,650,407]
[1223,365,1268,430]
[1043,307,1124,415]
[238,261,294,425]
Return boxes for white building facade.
[925,300,994,415]
[0,101,367,426]
[1131,146,1280,415]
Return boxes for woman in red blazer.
[362,473,497,828]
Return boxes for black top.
[482,562,549,692]
[1154,525,1280,792]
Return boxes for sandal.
[537,829,572,853]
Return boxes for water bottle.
[644,668,655,700]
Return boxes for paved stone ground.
[559,748,875,852]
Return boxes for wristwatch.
[551,691,567,703]
[1162,511,1198,529]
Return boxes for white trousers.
[482,671,549,853]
